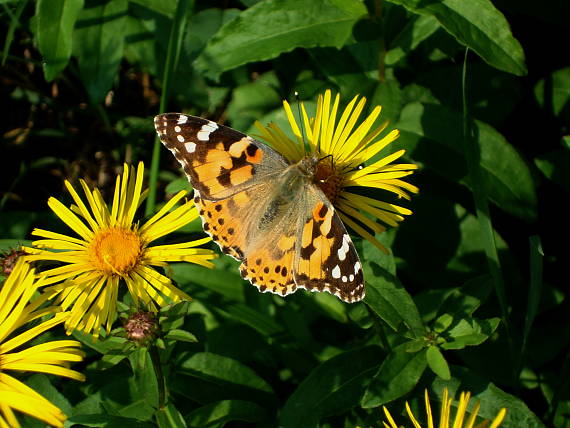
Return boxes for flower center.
[88,227,142,275]
[314,157,343,204]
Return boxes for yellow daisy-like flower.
[382,388,507,428]
[255,90,418,252]
[24,162,216,338]
[0,259,85,428]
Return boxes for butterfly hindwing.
[293,189,365,302]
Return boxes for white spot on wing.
[337,234,350,261]
[177,115,188,124]
[332,265,341,279]
[185,142,196,153]
[177,134,185,142]
[197,121,218,141]
[174,125,181,132]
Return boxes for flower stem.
[146,0,193,216]
[149,344,167,409]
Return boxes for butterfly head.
[294,154,343,204]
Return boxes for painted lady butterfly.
[154,114,364,302]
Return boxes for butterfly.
[154,113,364,302]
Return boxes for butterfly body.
[154,113,365,302]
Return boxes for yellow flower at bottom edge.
[24,161,216,338]
[382,388,507,428]
[255,89,419,253]
[0,259,85,428]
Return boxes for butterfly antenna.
[295,91,309,156]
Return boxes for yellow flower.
[0,259,85,428]
[24,162,216,338]
[255,90,418,252]
[382,388,507,428]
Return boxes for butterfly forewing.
[154,113,287,200]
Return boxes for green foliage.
[1,0,567,427]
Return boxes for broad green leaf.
[177,352,275,404]
[67,414,155,427]
[535,148,570,192]
[171,260,245,302]
[0,239,31,252]
[362,345,427,407]
[426,346,451,380]
[309,47,377,99]
[73,0,128,103]
[226,80,282,131]
[186,400,266,427]
[36,0,83,81]
[386,0,526,75]
[369,79,403,132]
[385,14,440,66]
[28,374,72,416]
[224,303,285,336]
[363,257,424,337]
[441,317,500,350]
[395,102,537,222]
[280,346,382,427]
[128,348,159,410]
[195,0,367,80]
[165,177,192,194]
[534,67,570,119]
[123,7,168,76]
[185,8,241,63]
[432,313,453,333]
[165,329,198,343]
[128,0,177,17]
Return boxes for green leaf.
[73,0,128,103]
[128,0,177,17]
[534,66,570,119]
[426,346,451,380]
[28,374,72,416]
[395,102,537,222]
[309,47,377,99]
[186,400,266,427]
[363,258,425,337]
[280,346,382,428]
[185,8,241,63]
[67,414,155,427]
[385,14,440,66]
[386,0,526,75]
[432,313,453,333]
[226,80,282,131]
[224,303,285,337]
[171,260,246,302]
[36,0,84,81]
[441,317,500,350]
[177,352,275,405]
[195,0,367,80]
[361,345,427,408]
[128,348,159,410]
[164,329,198,343]
[535,148,570,192]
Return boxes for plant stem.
[146,0,193,216]
[149,344,167,409]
